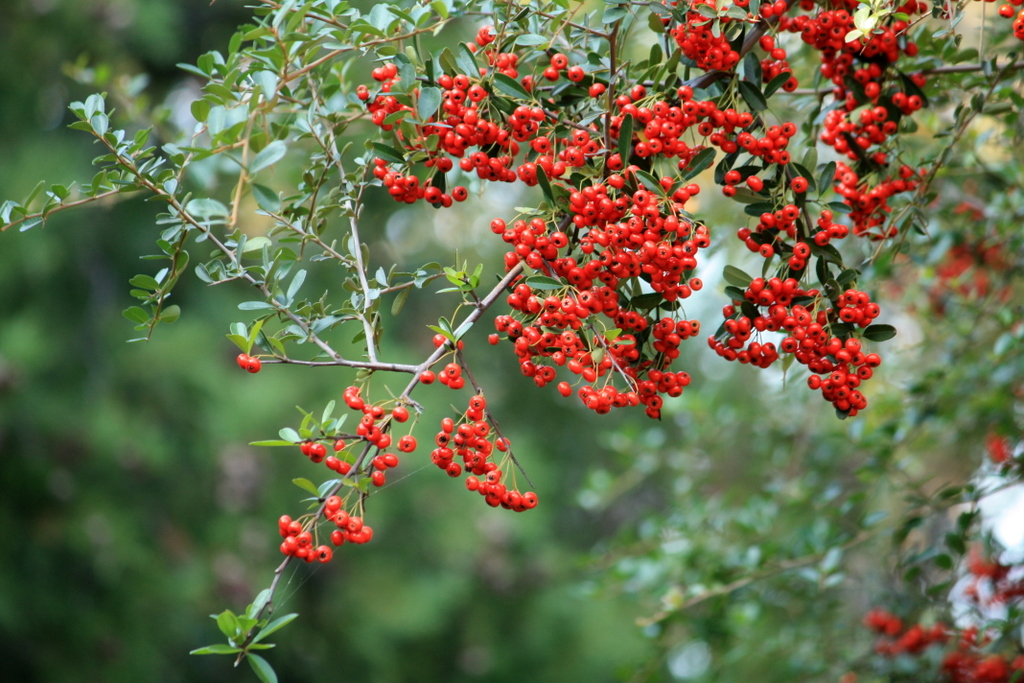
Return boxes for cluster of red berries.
[428,393,538,511]
[712,279,882,414]
[864,608,1024,683]
[775,1,929,237]
[277,502,373,562]
[345,0,918,427]
[490,177,709,418]
[963,547,1024,607]
[863,608,948,655]
[277,515,335,563]
[235,353,261,373]
[670,0,742,72]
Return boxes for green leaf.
[287,269,306,303]
[242,236,272,254]
[738,81,768,112]
[763,71,791,97]
[617,114,634,161]
[215,610,240,639]
[723,265,753,288]
[391,287,409,316]
[160,305,181,323]
[535,165,554,204]
[247,654,278,683]
[292,478,320,497]
[249,440,296,447]
[724,286,746,301]
[417,86,442,121]
[525,276,564,289]
[129,274,160,290]
[250,141,287,174]
[190,99,211,122]
[602,5,628,22]
[515,34,548,46]
[185,198,229,219]
[190,644,243,655]
[456,43,478,78]
[238,301,276,310]
[279,427,301,442]
[680,147,715,181]
[493,72,531,100]
[370,142,407,164]
[123,306,150,324]
[252,184,281,213]
[862,324,896,342]
[248,589,273,620]
[252,613,299,643]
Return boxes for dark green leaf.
[525,276,564,289]
[617,115,634,161]
[680,147,716,181]
[862,324,896,342]
[723,265,753,288]
[737,81,768,112]
[493,72,531,100]
[370,142,407,165]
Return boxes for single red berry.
[588,82,606,98]
[420,370,436,384]
[245,357,262,373]
[371,470,386,487]
[550,53,568,69]
[451,186,468,202]
[392,405,410,422]
[398,435,417,452]
[236,353,250,369]
[791,176,809,193]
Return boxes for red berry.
[236,353,250,369]
[392,405,410,422]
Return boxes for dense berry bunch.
[712,280,882,414]
[863,608,1024,683]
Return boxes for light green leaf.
[247,654,278,683]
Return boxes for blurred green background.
[2,2,1022,683]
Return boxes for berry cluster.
[712,279,882,414]
[670,0,741,72]
[864,608,1024,683]
[429,393,538,511]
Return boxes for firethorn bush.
[2,0,1024,680]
